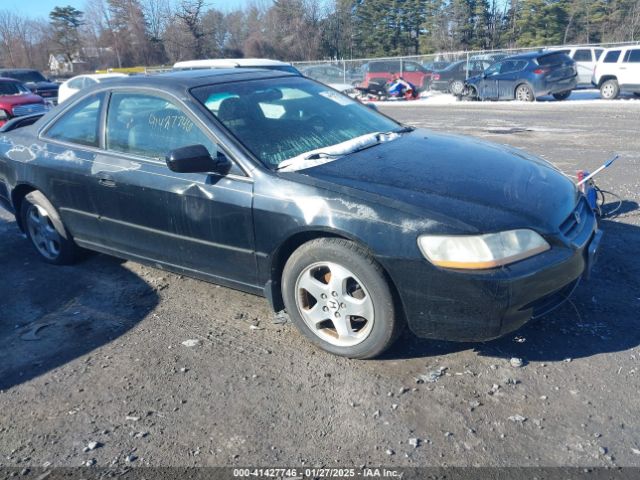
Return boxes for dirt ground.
[1,100,639,470]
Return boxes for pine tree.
[49,5,84,62]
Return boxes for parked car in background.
[0,69,600,359]
[464,51,577,101]
[299,65,358,93]
[470,53,510,63]
[422,61,450,71]
[301,65,346,84]
[553,46,604,87]
[0,69,59,105]
[430,60,492,95]
[0,77,47,127]
[173,58,301,75]
[592,45,640,99]
[361,60,432,91]
[58,73,127,104]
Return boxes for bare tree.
[175,0,206,58]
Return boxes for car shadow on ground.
[0,217,159,391]
[383,203,640,363]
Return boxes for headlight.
[418,229,550,269]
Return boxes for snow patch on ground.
[364,89,640,107]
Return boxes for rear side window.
[625,49,640,63]
[403,62,423,72]
[45,92,105,147]
[603,50,621,63]
[105,92,217,160]
[595,49,604,60]
[67,77,83,89]
[573,49,593,62]
[500,60,528,73]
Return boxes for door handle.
[98,175,116,187]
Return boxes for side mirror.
[166,144,230,174]
[365,102,379,111]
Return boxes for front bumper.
[385,215,600,342]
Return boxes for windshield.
[3,70,47,83]
[0,81,30,95]
[192,76,399,168]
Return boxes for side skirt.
[74,237,265,298]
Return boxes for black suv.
[0,69,59,105]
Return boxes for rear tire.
[515,84,535,102]
[552,90,572,101]
[20,191,82,265]
[449,80,464,95]
[600,79,619,99]
[282,238,401,359]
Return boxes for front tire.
[515,84,535,102]
[282,238,400,359]
[552,90,572,100]
[20,191,82,265]
[600,79,619,99]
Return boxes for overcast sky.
[3,0,251,18]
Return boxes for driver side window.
[485,63,502,75]
[105,92,218,161]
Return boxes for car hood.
[0,93,44,106]
[297,129,579,234]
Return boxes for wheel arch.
[11,183,38,231]
[597,75,617,88]
[264,229,405,322]
[513,81,534,99]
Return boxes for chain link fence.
[291,41,640,91]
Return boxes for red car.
[0,78,47,127]
[361,60,432,92]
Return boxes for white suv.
[555,46,604,87]
[592,46,640,99]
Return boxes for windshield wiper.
[393,125,415,134]
[276,130,406,172]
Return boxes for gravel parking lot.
[1,100,639,469]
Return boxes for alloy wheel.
[294,261,375,347]
[516,85,533,101]
[450,80,464,95]
[26,204,61,260]
[602,83,615,99]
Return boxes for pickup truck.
[0,77,47,127]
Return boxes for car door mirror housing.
[166,144,229,174]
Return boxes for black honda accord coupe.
[0,69,601,358]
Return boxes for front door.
[39,91,108,243]
[91,90,257,288]
[479,62,501,100]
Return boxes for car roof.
[0,76,23,82]
[173,58,293,69]
[0,68,40,73]
[69,73,128,81]
[505,50,565,60]
[79,68,293,93]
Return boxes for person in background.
[387,73,418,99]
